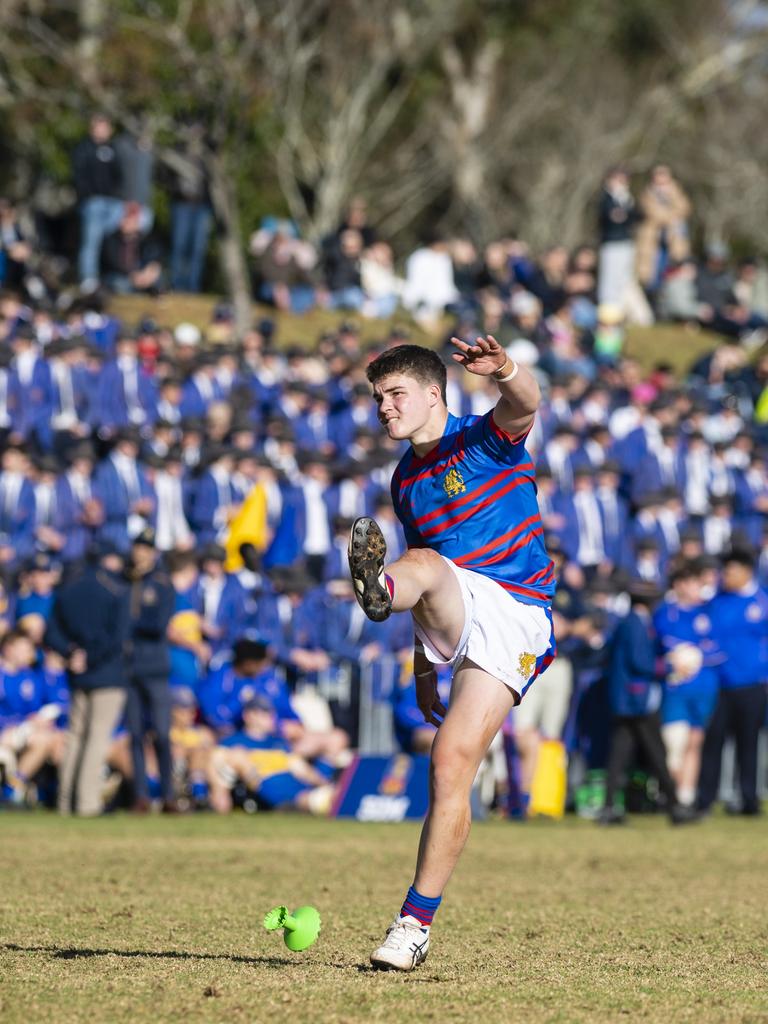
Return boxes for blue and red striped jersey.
[390,410,555,607]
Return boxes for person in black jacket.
[597,165,640,308]
[72,112,125,287]
[600,581,699,826]
[123,527,177,812]
[44,544,130,816]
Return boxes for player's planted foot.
[596,806,626,825]
[370,915,430,971]
[348,517,392,622]
[669,803,701,825]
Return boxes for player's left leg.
[678,726,705,807]
[677,689,718,807]
[370,658,517,971]
[349,517,465,658]
[661,719,689,791]
[414,658,519,893]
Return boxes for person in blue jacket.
[698,546,768,815]
[653,559,721,808]
[600,581,698,825]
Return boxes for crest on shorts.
[517,651,537,679]
[443,467,466,497]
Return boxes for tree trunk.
[207,152,253,336]
[439,39,501,241]
[78,0,105,86]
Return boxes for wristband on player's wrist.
[493,358,519,383]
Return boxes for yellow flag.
[224,483,268,572]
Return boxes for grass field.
[1,813,767,1023]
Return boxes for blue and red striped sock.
[400,886,441,927]
[384,573,395,600]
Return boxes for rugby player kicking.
[348,337,556,971]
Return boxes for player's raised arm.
[450,334,540,438]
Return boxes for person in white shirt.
[151,448,194,552]
[402,238,459,329]
[297,452,332,583]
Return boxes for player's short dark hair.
[668,558,699,585]
[365,344,447,402]
[721,545,756,570]
[165,549,198,575]
[233,638,270,666]
[1,629,31,650]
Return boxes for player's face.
[172,705,195,728]
[372,373,434,441]
[673,575,701,605]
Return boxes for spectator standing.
[187,445,238,545]
[123,528,176,812]
[597,166,640,311]
[46,335,92,459]
[169,124,213,293]
[194,543,250,653]
[151,447,194,552]
[45,545,130,816]
[10,324,53,448]
[55,441,104,563]
[698,547,768,815]
[96,334,158,432]
[72,113,125,288]
[94,429,156,553]
[636,165,691,296]
[0,443,35,571]
[600,582,698,825]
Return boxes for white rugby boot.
[370,915,430,971]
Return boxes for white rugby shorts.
[414,556,555,699]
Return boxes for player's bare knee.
[430,743,476,799]
[402,546,445,583]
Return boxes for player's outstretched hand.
[415,669,447,728]
[450,335,507,376]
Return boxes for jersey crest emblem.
[443,467,466,497]
[747,603,763,622]
[517,652,537,679]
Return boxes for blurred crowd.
[6,113,768,348]
[0,113,767,819]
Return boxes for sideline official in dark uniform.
[124,527,176,812]
[45,544,130,816]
